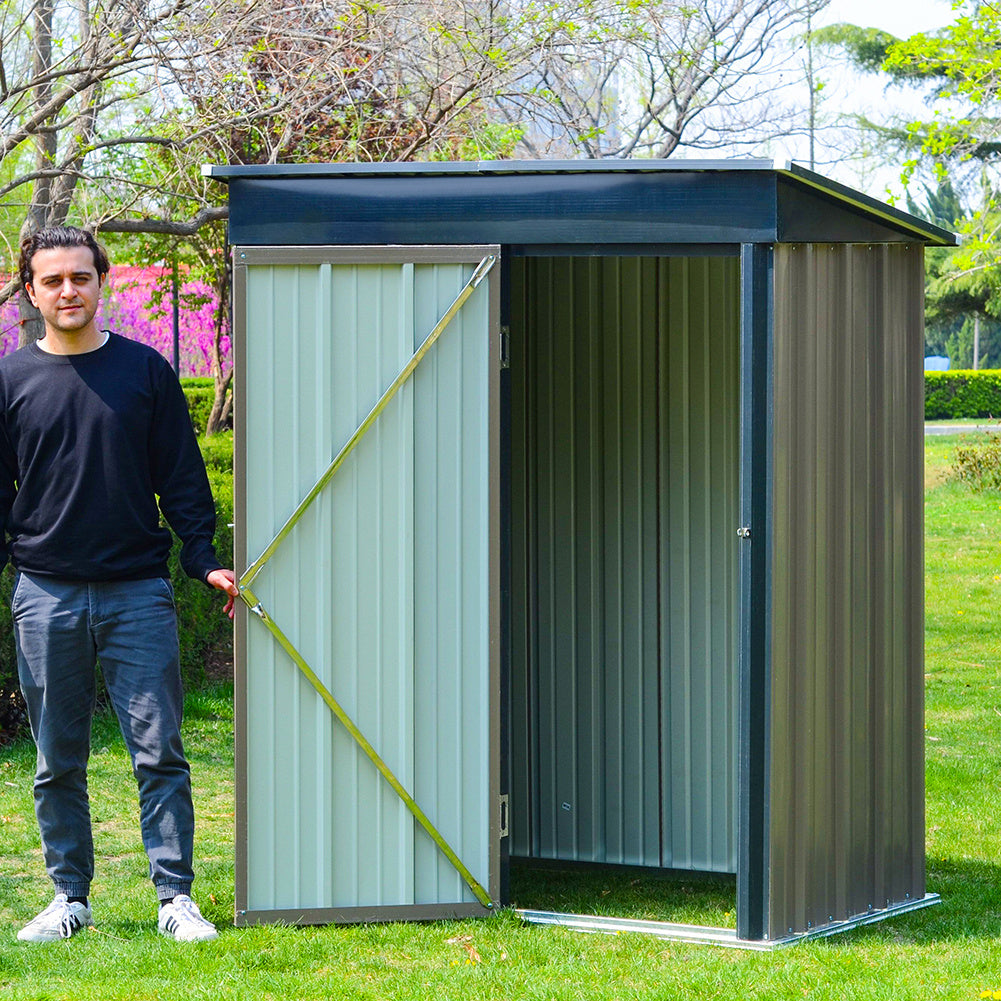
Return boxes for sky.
[817,0,955,37]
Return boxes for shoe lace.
[171,896,208,927]
[46,897,77,939]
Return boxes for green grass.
[3,436,1001,999]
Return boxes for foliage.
[881,2,1001,166]
[0,427,234,744]
[951,431,1001,492]
[925,370,1001,419]
[812,23,904,75]
[819,4,1001,361]
[906,177,1001,365]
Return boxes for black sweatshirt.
[0,333,221,583]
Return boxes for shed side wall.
[768,243,925,938]
[510,256,739,872]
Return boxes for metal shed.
[206,159,952,946]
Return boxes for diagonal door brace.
[242,254,496,591]
[239,255,497,909]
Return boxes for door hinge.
[500,325,510,369]
[499,794,509,838]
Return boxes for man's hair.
[18,226,110,290]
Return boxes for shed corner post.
[736,242,773,942]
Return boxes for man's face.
[25,245,103,339]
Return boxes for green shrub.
[952,432,1001,492]
[181,379,218,436]
[926,370,1001,419]
[0,431,235,744]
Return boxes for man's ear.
[24,282,37,307]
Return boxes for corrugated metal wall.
[510,256,739,872]
[235,248,497,920]
[768,243,925,938]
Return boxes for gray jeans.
[14,572,194,902]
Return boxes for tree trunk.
[204,251,233,436]
[19,0,55,349]
[17,294,44,347]
[205,371,234,437]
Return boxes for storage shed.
[206,160,952,945]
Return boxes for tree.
[3,0,556,429]
[820,2,1001,366]
[4,0,842,430]
[905,176,1001,367]
[1,0,222,334]
[497,0,829,159]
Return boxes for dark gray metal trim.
[736,243,773,942]
[778,163,955,246]
[506,244,741,258]
[222,172,778,248]
[206,159,953,246]
[204,159,779,180]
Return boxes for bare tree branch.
[98,206,229,235]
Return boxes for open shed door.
[232,246,501,925]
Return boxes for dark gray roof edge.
[202,158,957,246]
[778,162,957,247]
[202,158,778,180]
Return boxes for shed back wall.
[509,256,740,873]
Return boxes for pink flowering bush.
[0,267,230,378]
[0,298,20,357]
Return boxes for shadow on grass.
[509,856,1001,945]
[508,859,737,929]
[818,856,1001,946]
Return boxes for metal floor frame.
[518,894,941,950]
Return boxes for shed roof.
[205,159,956,249]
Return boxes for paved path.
[925,424,1000,435]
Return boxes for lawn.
[1,434,1001,999]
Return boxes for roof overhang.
[203,159,956,248]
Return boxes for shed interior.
[506,253,740,892]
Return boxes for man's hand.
[206,568,240,619]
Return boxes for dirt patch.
[0,690,28,747]
[204,646,234,683]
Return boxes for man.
[3,226,239,943]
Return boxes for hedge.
[0,414,234,744]
[926,370,1001,420]
[180,377,219,436]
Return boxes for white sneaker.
[157,895,218,942]
[17,894,93,942]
